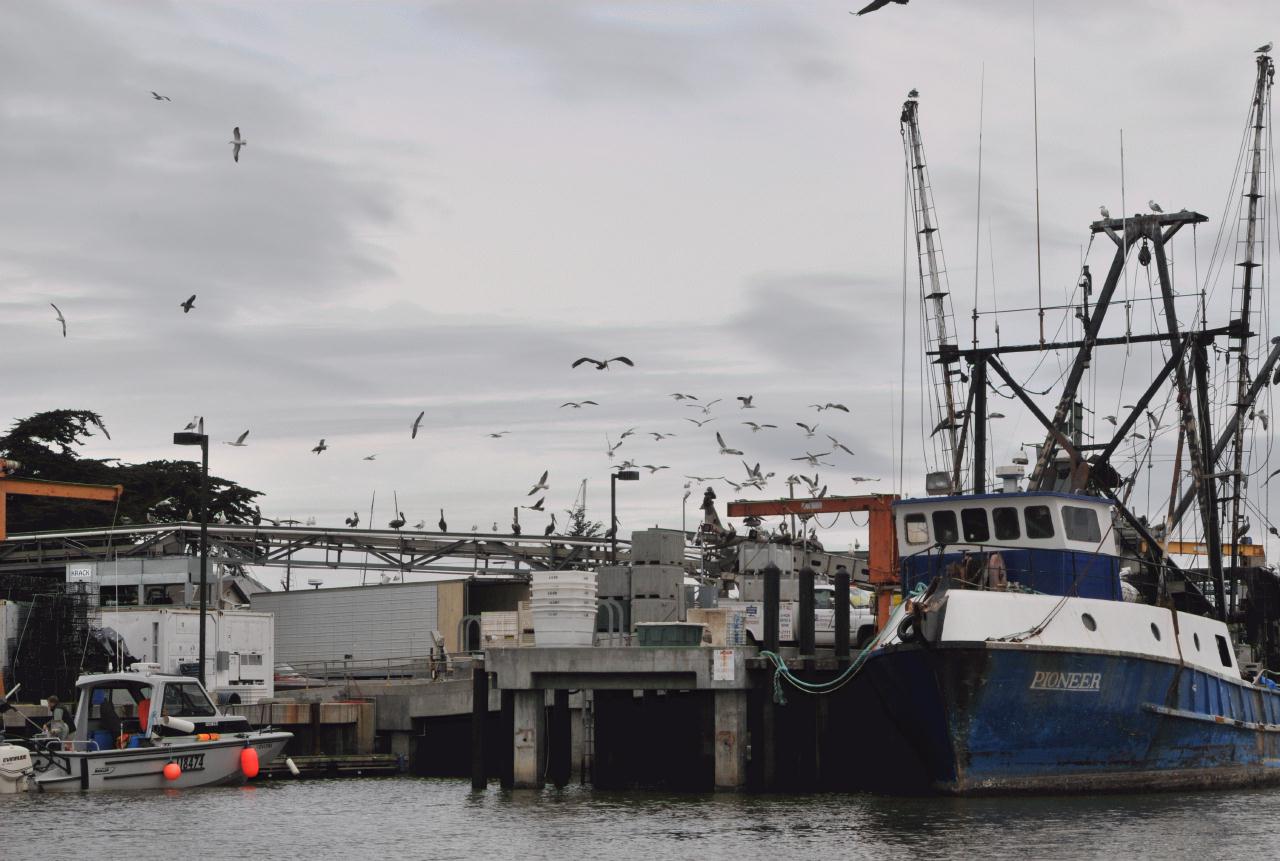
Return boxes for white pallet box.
[736,543,796,576]
[630,528,686,566]
[596,566,632,599]
[631,594,685,627]
[739,570,800,602]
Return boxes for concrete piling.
[763,563,780,653]
[550,689,571,788]
[798,566,815,656]
[470,661,487,790]
[512,689,545,789]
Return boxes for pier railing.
[281,654,478,685]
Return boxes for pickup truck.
[722,583,877,649]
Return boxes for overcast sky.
[5,1,1279,579]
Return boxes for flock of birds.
[166,353,880,537]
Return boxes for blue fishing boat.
[853,50,1280,794]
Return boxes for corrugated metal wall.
[251,582,451,664]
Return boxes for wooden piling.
[798,566,815,656]
[550,689,571,788]
[471,661,487,790]
[763,563,780,653]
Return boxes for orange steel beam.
[726,494,900,629]
[1153,540,1266,559]
[0,470,124,542]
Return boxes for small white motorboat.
[2,664,291,792]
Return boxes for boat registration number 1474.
[1030,671,1102,692]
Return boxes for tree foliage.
[564,502,603,538]
[0,409,264,532]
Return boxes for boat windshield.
[161,681,217,718]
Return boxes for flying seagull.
[792,451,833,467]
[1149,199,1164,213]
[524,496,546,512]
[606,434,623,458]
[619,427,638,439]
[796,422,819,438]
[229,127,246,163]
[150,91,171,101]
[826,435,854,455]
[560,400,599,409]
[1256,42,1272,54]
[411,410,425,439]
[311,439,327,454]
[642,464,669,474]
[852,0,908,15]
[743,422,777,432]
[224,430,250,447]
[649,432,677,440]
[686,398,722,415]
[180,295,196,314]
[528,470,550,495]
[737,395,756,409]
[811,403,849,413]
[669,393,698,400]
[685,417,716,427]
[1103,415,1117,425]
[50,303,66,337]
[485,431,511,438]
[715,431,743,456]
[1099,205,1111,219]
[571,356,634,370]
[850,476,881,484]
[363,454,377,461]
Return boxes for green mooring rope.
[759,583,927,705]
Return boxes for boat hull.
[857,642,1280,795]
[30,732,291,792]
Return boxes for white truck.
[723,582,878,649]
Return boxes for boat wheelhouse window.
[904,513,930,545]
[1023,505,1055,539]
[960,508,990,543]
[992,507,1020,541]
[1062,506,1102,543]
[1216,635,1233,669]
[162,682,217,718]
[931,510,959,544]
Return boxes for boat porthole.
[1150,623,1161,641]
[1081,613,1097,632]
[1194,633,1201,651]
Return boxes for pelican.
[388,511,406,530]
[344,512,360,527]
[544,513,557,536]
[438,509,448,531]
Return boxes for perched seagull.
[560,400,599,409]
[669,393,698,401]
[183,416,203,432]
[737,395,756,409]
[1256,42,1273,54]
[344,512,360,527]
[1099,205,1111,219]
[180,294,196,314]
[852,0,908,15]
[715,431,743,456]
[685,417,716,427]
[438,509,448,531]
[50,303,66,337]
[150,91,171,101]
[796,422,819,438]
[411,411,425,439]
[649,432,677,440]
[1148,199,1164,213]
[642,464,669,474]
[229,127,246,163]
[826,435,854,455]
[528,470,550,495]
[742,422,777,432]
[224,430,250,447]
[414,520,426,530]
[524,496,546,512]
[363,454,377,461]
[485,431,511,438]
[388,511,406,530]
[311,439,327,454]
[571,356,634,370]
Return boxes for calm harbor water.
[6,777,1280,860]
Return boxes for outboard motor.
[0,743,33,793]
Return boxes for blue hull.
[858,642,1280,794]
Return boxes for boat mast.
[1226,51,1274,592]
[901,92,966,491]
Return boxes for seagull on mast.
[1099,205,1111,219]
[1256,42,1273,54]
[1148,199,1164,213]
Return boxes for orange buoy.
[197,733,211,741]
[163,762,181,781]
[240,746,259,778]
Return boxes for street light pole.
[609,470,639,564]
[174,430,210,687]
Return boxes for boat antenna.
[1032,0,1045,347]
[972,62,986,352]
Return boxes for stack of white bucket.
[530,570,598,647]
